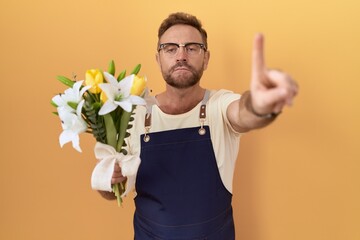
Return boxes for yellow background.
[1,0,359,239]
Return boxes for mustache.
[170,62,194,72]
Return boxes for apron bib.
[134,91,235,240]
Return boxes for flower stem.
[103,113,124,206]
[112,184,123,207]
[103,114,117,147]
[112,110,133,206]
[116,110,133,152]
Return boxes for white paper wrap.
[91,142,141,197]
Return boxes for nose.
[176,46,187,62]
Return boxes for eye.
[186,44,200,53]
[163,44,178,53]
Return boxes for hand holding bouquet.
[51,61,147,206]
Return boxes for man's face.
[156,24,210,89]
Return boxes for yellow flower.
[100,91,107,103]
[85,69,104,94]
[131,75,146,96]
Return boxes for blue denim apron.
[134,91,235,239]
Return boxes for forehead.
[159,24,203,43]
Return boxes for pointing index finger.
[252,33,266,76]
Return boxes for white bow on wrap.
[91,142,141,197]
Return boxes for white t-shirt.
[127,89,242,193]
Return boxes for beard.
[162,61,204,89]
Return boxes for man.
[100,12,298,239]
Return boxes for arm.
[227,33,299,132]
[98,163,127,200]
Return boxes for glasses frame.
[158,42,207,56]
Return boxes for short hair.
[158,12,208,49]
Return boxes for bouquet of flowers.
[51,60,147,206]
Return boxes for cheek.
[192,60,205,72]
[159,60,173,72]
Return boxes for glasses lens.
[185,43,202,55]
[162,44,179,55]
[159,43,205,56]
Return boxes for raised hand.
[250,33,298,115]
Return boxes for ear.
[155,52,161,69]
[203,50,210,70]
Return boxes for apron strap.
[198,90,210,135]
[143,100,153,142]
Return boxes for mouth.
[175,67,189,70]
[170,62,194,75]
[173,66,191,72]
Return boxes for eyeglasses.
[158,42,207,57]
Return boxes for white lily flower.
[58,100,88,152]
[52,80,91,113]
[98,72,146,115]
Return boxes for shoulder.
[207,89,242,134]
[208,89,241,108]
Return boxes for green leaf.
[93,128,106,134]
[92,102,101,110]
[87,109,96,115]
[117,70,126,81]
[88,116,96,122]
[108,60,115,76]
[130,64,141,75]
[57,75,75,87]
[83,100,107,143]
[67,101,78,110]
[52,112,59,116]
[51,100,58,108]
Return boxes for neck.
[156,85,206,115]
